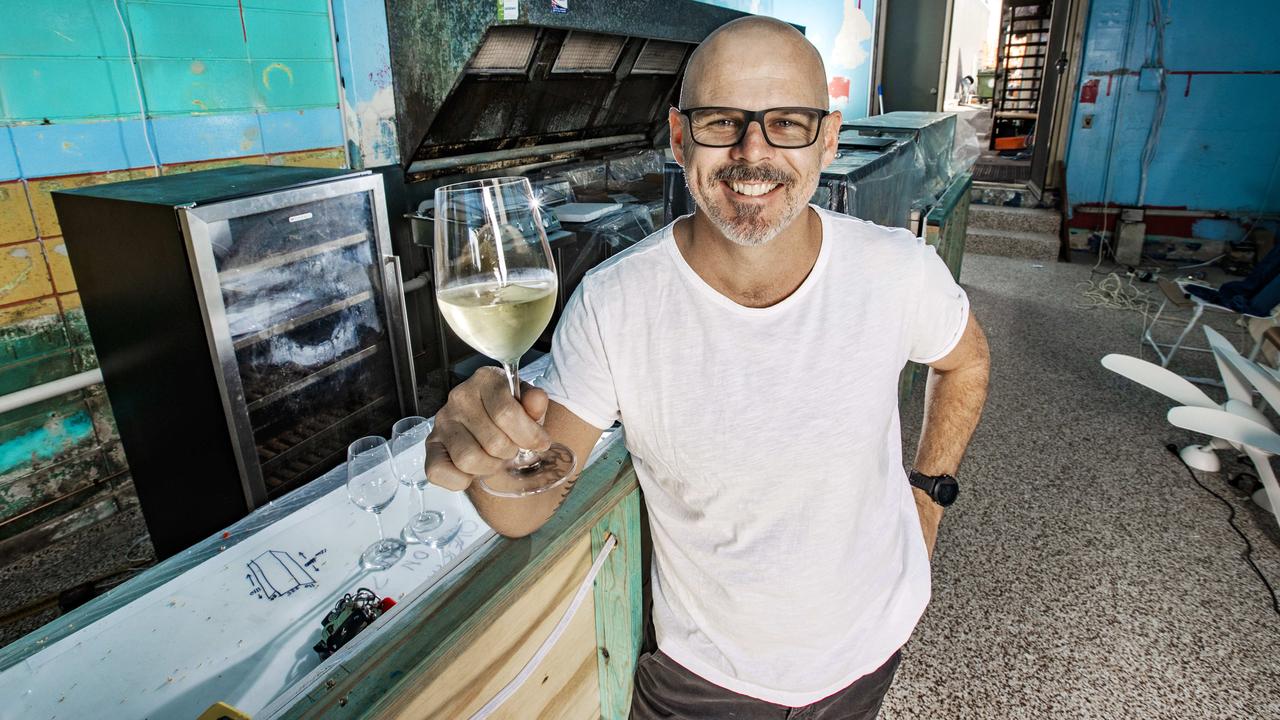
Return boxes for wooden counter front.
[269,439,643,720]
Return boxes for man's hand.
[911,487,943,560]
[425,366,551,491]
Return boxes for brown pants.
[629,648,903,720]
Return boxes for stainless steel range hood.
[384,0,748,181]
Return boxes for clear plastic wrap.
[643,199,666,230]
[840,112,959,209]
[560,160,609,197]
[819,139,925,229]
[582,204,658,252]
[950,114,981,175]
[531,177,577,207]
[536,153,665,204]
[605,149,664,196]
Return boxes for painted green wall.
[0,0,338,122]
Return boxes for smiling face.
[670,18,841,247]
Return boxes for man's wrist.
[911,486,944,519]
[908,469,959,507]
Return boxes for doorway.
[879,0,1084,203]
[971,0,1074,197]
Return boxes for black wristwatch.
[908,470,959,507]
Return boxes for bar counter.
[0,357,644,720]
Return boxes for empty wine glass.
[434,177,577,497]
[392,416,461,547]
[347,436,406,571]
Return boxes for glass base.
[360,537,407,571]
[477,442,577,498]
[415,508,463,548]
[402,510,445,545]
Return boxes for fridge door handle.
[384,253,420,415]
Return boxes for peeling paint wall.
[331,0,399,168]
[0,0,349,643]
[1064,0,1280,225]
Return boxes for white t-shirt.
[537,205,970,706]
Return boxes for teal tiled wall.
[0,0,339,122]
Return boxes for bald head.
[679,16,828,110]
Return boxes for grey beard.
[693,178,807,247]
[708,196,777,246]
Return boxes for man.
[426,16,990,719]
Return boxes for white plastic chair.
[1142,277,1269,385]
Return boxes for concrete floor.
[887,251,1280,718]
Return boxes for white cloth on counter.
[537,205,969,706]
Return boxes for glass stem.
[418,486,426,513]
[502,360,541,469]
[374,511,385,540]
[502,360,523,400]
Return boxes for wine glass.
[346,436,406,570]
[434,177,577,497]
[392,416,462,546]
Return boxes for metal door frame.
[179,172,417,511]
[1029,0,1083,197]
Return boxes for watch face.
[936,480,959,506]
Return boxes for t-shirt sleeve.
[534,280,620,430]
[907,242,970,364]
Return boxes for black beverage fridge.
[53,166,417,557]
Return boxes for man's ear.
[819,109,842,170]
[668,107,687,167]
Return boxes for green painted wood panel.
[0,313,68,367]
[0,349,76,398]
[0,467,130,545]
[926,171,972,282]
[902,171,974,402]
[591,489,644,720]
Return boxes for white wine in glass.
[436,272,557,363]
[434,177,577,498]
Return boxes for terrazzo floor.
[887,251,1280,719]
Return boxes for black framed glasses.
[678,106,831,148]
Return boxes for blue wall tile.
[10,120,157,177]
[259,107,344,154]
[150,113,264,163]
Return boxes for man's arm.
[912,311,990,557]
[426,367,604,538]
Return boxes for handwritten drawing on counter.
[247,550,318,600]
